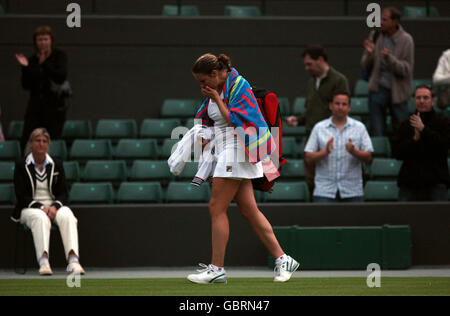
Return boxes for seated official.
[11,128,85,276]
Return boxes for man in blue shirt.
[304,91,373,202]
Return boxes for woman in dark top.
[15,25,68,149]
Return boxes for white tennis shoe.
[274,255,299,282]
[187,263,227,284]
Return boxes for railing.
[1,0,436,16]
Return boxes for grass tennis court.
[1,277,449,296]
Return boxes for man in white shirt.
[304,91,373,202]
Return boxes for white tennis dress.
[207,94,263,179]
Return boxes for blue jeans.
[313,191,364,203]
[398,185,449,202]
[369,86,409,136]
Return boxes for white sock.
[39,256,49,267]
[275,254,287,265]
[68,254,79,265]
[210,264,224,273]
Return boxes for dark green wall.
[1,202,449,269]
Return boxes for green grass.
[1,277,449,296]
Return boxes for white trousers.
[20,206,79,263]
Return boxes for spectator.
[304,91,373,203]
[286,45,350,195]
[15,25,69,150]
[361,7,414,136]
[11,128,85,276]
[432,49,450,109]
[391,85,450,201]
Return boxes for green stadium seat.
[117,182,163,203]
[371,136,391,157]
[62,120,93,140]
[0,183,15,205]
[63,161,81,183]
[161,99,200,118]
[129,160,171,182]
[278,97,290,116]
[160,138,179,159]
[185,118,200,130]
[49,140,68,160]
[69,182,114,204]
[412,78,433,91]
[0,141,21,161]
[224,5,261,17]
[162,5,199,16]
[82,160,127,182]
[115,139,158,160]
[369,158,402,180]
[7,121,23,140]
[402,6,439,18]
[95,119,137,140]
[282,137,298,158]
[283,125,306,137]
[351,98,369,116]
[140,119,181,139]
[0,161,15,182]
[70,139,113,161]
[354,79,369,97]
[264,182,310,202]
[292,97,306,115]
[175,161,197,180]
[281,159,305,180]
[166,182,211,203]
[364,181,399,201]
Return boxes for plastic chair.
[115,139,158,160]
[49,140,68,160]
[0,183,15,204]
[166,182,211,203]
[225,6,261,17]
[63,161,81,183]
[129,160,171,182]
[402,6,439,18]
[292,97,306,115]
[0,141,21,161]
[161,99,200,118]
[354,80,369,97]
[280,159,305,180]
[140,119,182,138]
[162,5,199,16]
[369,158,402,180]
[371,136,391,158]
[7,121,24,140]
[69,182,115,204]
[278,97,290,116]
[82,160,127,182]
[70,139,113,161]
[364,181,399,201]
[160,138,179,159]
[351,98,369,116]
[264,182,310,202]
[95,119,137,141]
[62,120,93,140]
[0,161,15,183]
[117,182,163,203]
[282,137,298,158]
